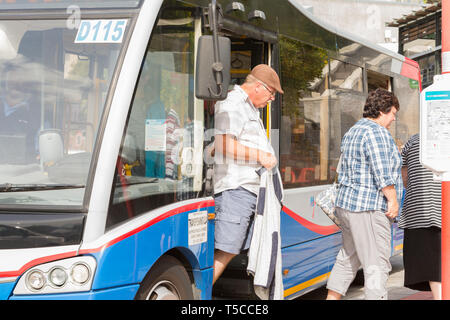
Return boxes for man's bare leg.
[326,289,342,300]
[212,249,236,285]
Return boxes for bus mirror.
[195,35,230,101]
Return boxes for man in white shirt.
[212,64,284,285]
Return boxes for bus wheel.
[135,255,194,300]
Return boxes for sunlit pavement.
[343,254,433,300]
[297,254,434,300]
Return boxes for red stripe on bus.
[0,199,215,279]
[283,206,340,235]
[0,251,78,278]
[401,57,421,83]
[79,199,215,254]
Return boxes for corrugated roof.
[387,0,441,27]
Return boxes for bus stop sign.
[420,74,450,179]
[420,72,450,300]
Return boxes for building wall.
[294,0,423,51]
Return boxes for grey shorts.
[214,187,257,255]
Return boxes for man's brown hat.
[250,64,284,94]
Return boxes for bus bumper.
[8,284,140,300]
[5,267,213,300]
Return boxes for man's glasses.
[257,80,276,98]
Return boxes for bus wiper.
[0,183,85,192]
[1,224,65,243]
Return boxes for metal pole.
[443,180,450,299]
[442,0,450,300]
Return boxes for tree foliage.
[279,36,328,117]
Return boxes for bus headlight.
[14,256,96,295]
[26,270,46,291]
[49,267,67,287]
[71,263,90,285]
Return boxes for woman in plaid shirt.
[326,88,403,300]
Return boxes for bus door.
[211,26,280,298]
[202,35,278,196]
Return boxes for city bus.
[0,0,420,300]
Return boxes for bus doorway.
[228,37,274,133]
[211,37,275,299]
[229,38,269,86]
[202,36,270,192]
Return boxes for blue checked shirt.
[335,118,403,212]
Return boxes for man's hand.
[259,151,277,170]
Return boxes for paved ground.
[297,254,434,300]
[343,255,433,300]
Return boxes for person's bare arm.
[401,166,408,187]
[214,134,277,170]
[382,185,399,219]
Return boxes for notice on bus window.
[188,210,208,246]
[145,119,166,152]
[75,19,127,43]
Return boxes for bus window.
[366,70,412,149]
[107,2,202,228]
[279,36,332,187]
[330,61,364,92]
[329,59,366,164]
[0,19,128,207]
[393,75,420,148]
[367,69,390,91]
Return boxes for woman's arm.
[382,185,399,219]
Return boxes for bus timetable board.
[420,74,450,176]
